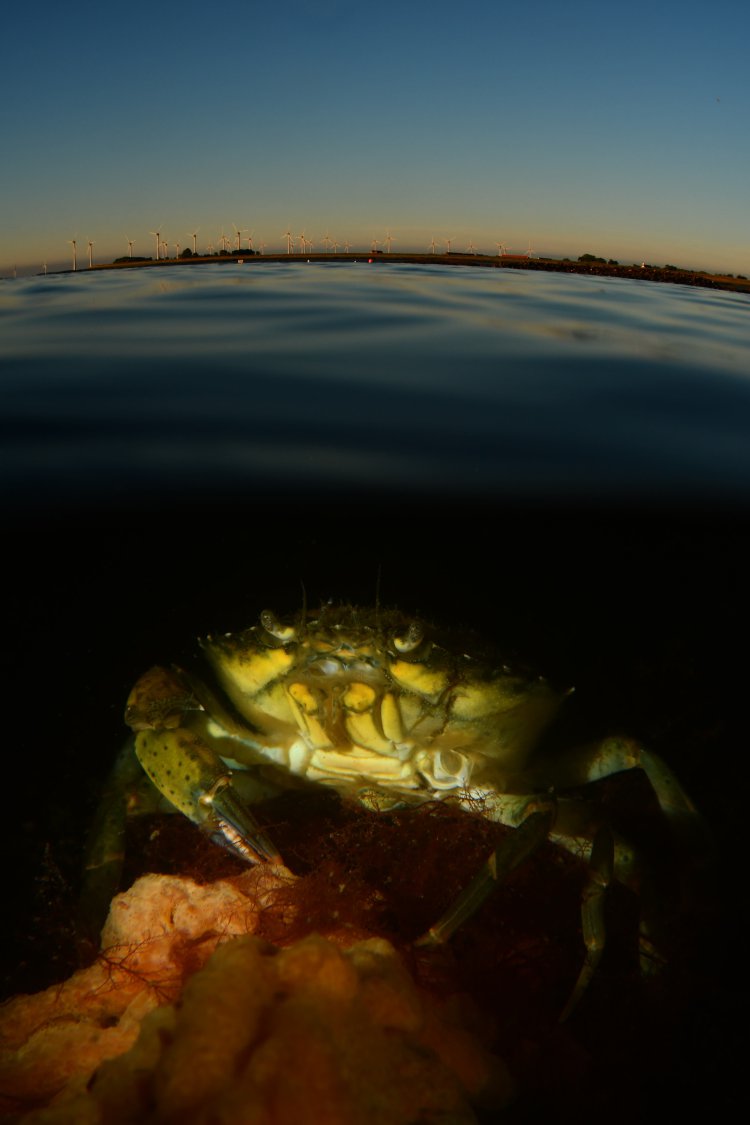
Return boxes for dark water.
[2,261,750,511]
[1,263,743,1116]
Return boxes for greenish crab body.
[109,603,706,1014]
[195,605,564,809]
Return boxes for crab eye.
[392,621,424,654]
[259,610,296,644]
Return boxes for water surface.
[2,261,749,512]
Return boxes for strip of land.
[71,252,750,295]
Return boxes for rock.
[0,870,513,1123]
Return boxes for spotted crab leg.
[126,665,282,865]
[415,807,554,948]
[134,726,282,864]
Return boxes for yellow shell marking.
[210,644,296,698]
[387,659,449,701]
[380,692,405,742]
[342,682,376,713]
[286,682,333,749]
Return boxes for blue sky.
[2,0,748,275]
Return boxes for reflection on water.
[1,261,750,511]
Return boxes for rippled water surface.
[2,261,749,510]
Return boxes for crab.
[86,604,705,1018]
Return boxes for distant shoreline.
[52,252,750,295]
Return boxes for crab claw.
[198,774,282,865]
[134,728,282,865]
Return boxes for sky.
[2,0,748,276]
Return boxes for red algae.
[1,786,707,1122]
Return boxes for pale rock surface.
[0,870,513,1123]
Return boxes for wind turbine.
[283,228,294,254]
[246,230,255,252]
[495,241,507,257]
[444,237,453,253]
[322,232,332,253]
[187,229,199,255]
[371,237,380,253]
[298,230,306,254]
[149,229,161,260]
[385,231,395,253]
[127,238,134,258]
[430,237,437,254]
[467,240,477,255]
[68,238,77,271]
[87,240,94,268]
[233,224,248,252]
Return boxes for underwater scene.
[1,262,745,1122]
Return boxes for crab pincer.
[126,666,282,865]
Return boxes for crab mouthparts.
[307,655,384,680]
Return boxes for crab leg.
[415,808,554,948]
[78,738,150,951]
[125,665,282,864]
[558,825,614,1021]
[539,737,712,854]
[135,728,282,864]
